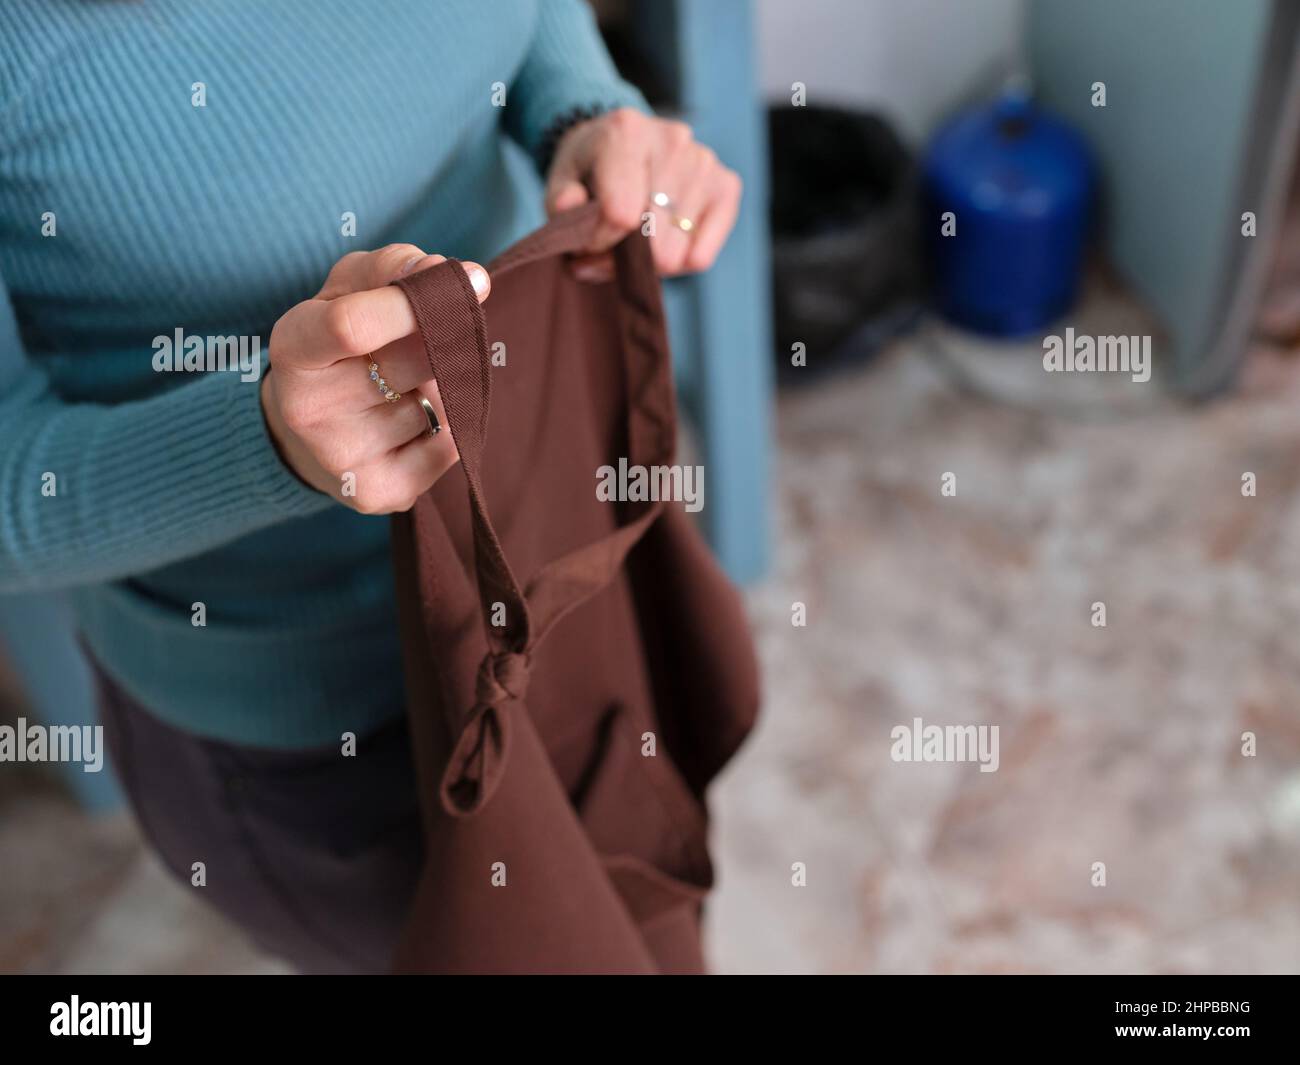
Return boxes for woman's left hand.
[545,108,743,280]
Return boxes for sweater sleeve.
[504,0,650,166]
[0,275,334,594]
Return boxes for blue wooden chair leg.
[671,0,775,583]
[0,593,123,812]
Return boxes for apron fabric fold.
[390,203,760,974]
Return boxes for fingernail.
[398,254,428,278]
[466,264,490,299]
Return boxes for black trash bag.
[768,106,920,381]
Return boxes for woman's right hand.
[261,244,490,513]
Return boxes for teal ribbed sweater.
[0,0,644,746]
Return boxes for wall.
[754,0,1027,143]
[1029,0,1278,389]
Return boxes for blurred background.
[4,0,1300,973]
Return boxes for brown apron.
[389,203,760,974]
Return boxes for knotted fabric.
[389,204,760,973]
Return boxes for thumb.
[545,176,590,217]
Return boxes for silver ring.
[650,190,673,209]
[418,395,441,437]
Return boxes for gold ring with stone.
[367,359,400,403]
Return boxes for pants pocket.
[221,717,423,973]
[91,658,420,973]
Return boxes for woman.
[0,0,741,972]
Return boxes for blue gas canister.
[923,92,1094,336]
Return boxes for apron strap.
[394,255,531,653]
[392,204,677,815]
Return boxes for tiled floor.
[4,314,1300,973]
[710,326,1300,974]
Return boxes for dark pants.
[93,664,424,974]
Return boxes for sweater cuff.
[504,0,650,170]
[224,368,335,519]
[516,80,649,171]
[535,103,617,178]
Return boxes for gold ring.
[367,359,400,403]
[671,214,695,234]
[418,395,442,437]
